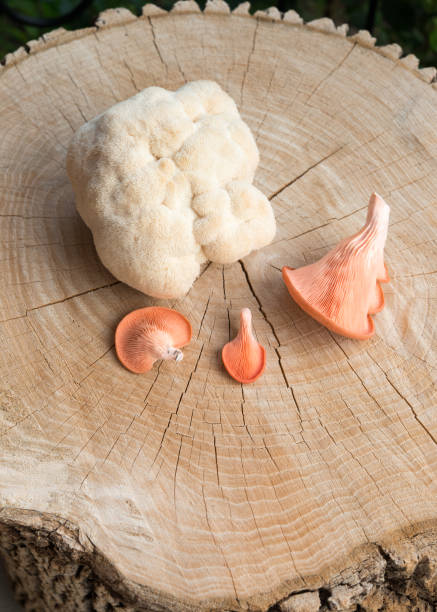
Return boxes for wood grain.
[0,2,436,610]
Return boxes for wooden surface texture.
[0,2,436,610]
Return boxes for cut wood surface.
[0,2,437,610]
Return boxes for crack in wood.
[328,332,395,425]
[123,59,140,92]
[0,214,76,220]
[239,260,304,423]
[64,70,91,113]
[212,434,220,486]
[148,17,168,74]
[87,344,114,369]
[25,281,120,315]
[201,483,241,606]
[268,146,344,201]
[92,33,120,101]
[240,402,255,444]
[367,350,437,447]
[269,221,333,247]
[329,333,432,523]
[399,270,437,278]
[269,264,281,272]
[255,53,280,143]
[306,42,356,104]
[148,342,205,473]
[197,294,211,340]
[222,266,231,341]
[240,18,259,107]
[143,361,164,405]
[173,436,183,513]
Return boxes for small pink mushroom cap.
[115,306,192,373]
[222,308,266,383]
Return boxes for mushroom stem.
[237,308,258,348]
[167,347,184,362]
[139,328,185,363]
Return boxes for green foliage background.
[1,0,436,66]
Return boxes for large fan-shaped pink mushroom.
[282,192,390,340]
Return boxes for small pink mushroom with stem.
[115,306,192,373]
[222,308,266,383]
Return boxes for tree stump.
[0,2,436,610]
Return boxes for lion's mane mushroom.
[66,80,276,299]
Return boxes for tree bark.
[0,2,436,610]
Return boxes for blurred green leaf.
[380,0,417,31]
[430,24,437,52]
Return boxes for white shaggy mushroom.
[66,80,276,299]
